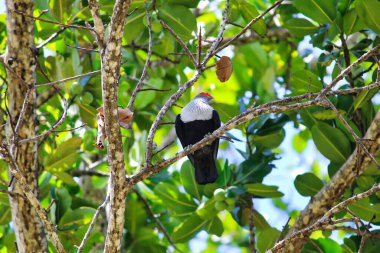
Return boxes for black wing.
[212,110,221,159]
[175,114,187,147]
[175,114,196,166]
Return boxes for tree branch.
[0,144,66,253]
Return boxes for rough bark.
[278,109,380,252]
[88,0,132,252]
[4,0,48,252]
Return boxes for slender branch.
[127,5,153,109]
[203,0,230,63]
[358,215,376,253]
[35,70,100,88]
[18,95,68,144]
[0,144,66,253]
[37,27,66,49]
[214,0,284,55]
[248,195,256,253]
[317,44,380,99]
[10,9,94,31]
[159,20,197,68]
[76,196,109,253]
[134,189,184,253]
[323,96,380,168]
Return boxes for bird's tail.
[194,157,218,185]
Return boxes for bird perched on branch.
[175,92,221,184]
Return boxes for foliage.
[0,0,380,252]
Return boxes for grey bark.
[4,0,48,252]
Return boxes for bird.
[175,92,221,184]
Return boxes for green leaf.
[257,228,280,253]
[353,87,380,110]
[123,10,146,44]
[50,0,72,22]
[172,214,208,243]
[293,0,337,24]
[252,209,270,231]
[180,161,201,200]
[78,103,97,128]
[343,9,365,35]
[294,172,324,196]
[158,5,197,41]
[167,0,200,8]
[284,18,319,37]
[46,137,82,172]
[348,197,380,222]
[196,197,217,220]
[312,109,344,120]
[54,187,72,223]
[355,0,380,34]
[252,128,285,149]
[125,200,148,236]
[52,171,79,186]
[244,183,284,198]
[216,160,232,188]
[205,216,224,237]
[59,207,96,230]
[234,153,275,185]
[290,70,323,95]
[238,0,267,36]
[292,131,309,153]
[311,122,351,163]
[0,205,11,225]
[154,182,197,215]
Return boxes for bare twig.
[159,20,197,68]
[358,215,376,253]
[37,27,66,49]
[127,5,153,109]
[134,189,183,253]
[10,9,94,31]
[76,196,109,253]
[323,96,380,169]
[18,95,68,144]
[248,195,256,253]
[35,70,100,88]
[214,0,284,55]
[317,44,380,99]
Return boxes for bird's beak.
[208,97,215,104]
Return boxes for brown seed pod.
[216,56,233,82]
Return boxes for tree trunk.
[5,0,48,252]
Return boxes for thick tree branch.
[270,184,380,252]
[0,144,66,253]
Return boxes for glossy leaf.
[284,18,319,37]
[238,0,267,36]
[180,161,201,200]
[154,182,197,215]
[311,122,351,163]
[343,9,365,35]
[172,214,208,243]
[290,70,323,95]
[244,183,284,198]
[125,200,148,236]
[158,5,197,41]
[205,216,224,236]
[45,137,82,172]
[294,172,324,196]
[355,0,380,34]
[59,207,96,230]
[293,0,337,24]
[257,228,280,253]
